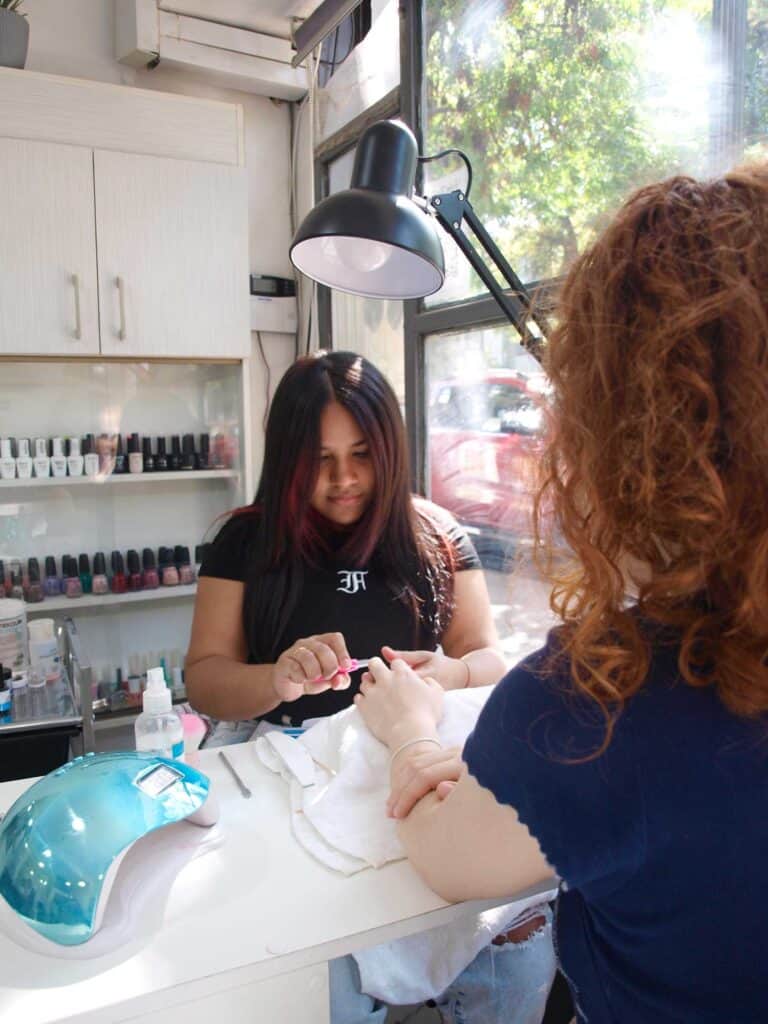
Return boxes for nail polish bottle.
[78,553,93,594]
[142,436,155,472]
[110,550,127,593]
[169,435,182,472]
[141,547,160,589]
[155,437,169,472]
[180,434,197,471]
[44,556,61,596]
[0,439,16,480]
[126,549,143,591]
[82,434,100,478]
[198,434,210,470]
[96,433,116,476]
[63,556,83,599]
[15,438,32,479]
[159,547,179,586]
[92,552,109,595]
[176,545,195,585]
[9,561,24,601]
[33,438,51,478]
[25,558,44,603]
[67,437,84,477]
[113,434,127,475]
[127,434,143,474]
[50,437,68,478]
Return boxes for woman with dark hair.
[356,166,768,1023]
[186,350,555,1024]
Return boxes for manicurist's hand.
[272,632,353,703]
[381,645,470,690]
[387,745,462,819]
[354,656,444,747]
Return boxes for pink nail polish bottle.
[92,552,109,595]
[142,547,160,589]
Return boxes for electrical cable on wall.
[255,331,271,433]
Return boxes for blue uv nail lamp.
[0,752,216,947]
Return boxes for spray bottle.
[134,666,184,760]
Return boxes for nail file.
[263,731,317,788]
[310,657,371,685]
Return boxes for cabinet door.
[0,139,99,356]
[94,150,250,358]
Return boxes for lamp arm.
[428,188,547,361]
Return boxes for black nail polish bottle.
[142,436,155,472]
[197,433,210,470]
[155,437,169,472]
[180,433,196,471]
[169,435,182,472]
[113,434,127,474]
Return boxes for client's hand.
[272,632,352,703]
[381,645,470,690]
[355,656,444,747]
[387,745,462,819]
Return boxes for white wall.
[23,0,298,491]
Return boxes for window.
[422,0,768,302]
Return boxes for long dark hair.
[231,351,454,662]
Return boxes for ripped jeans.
[329,905,555,1024]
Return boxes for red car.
[428,371,546,558]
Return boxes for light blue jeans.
[329,907,555,1024]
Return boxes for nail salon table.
[0,742,554,1024]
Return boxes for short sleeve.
[462,639,644,892]
[444,518,481,571]
[414,498,481,572]
[199,514,256,583]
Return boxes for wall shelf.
[0,470,238,489]
[25,583,197,615]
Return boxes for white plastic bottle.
[134,666,184,760]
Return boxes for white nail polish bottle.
[50,437,68,478]
[33,438,50,478]
[67,436,84,477]
[82,434,100,478]
[0,438,16,480]
[15,438,32,479]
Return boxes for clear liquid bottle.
[134,666,184,760]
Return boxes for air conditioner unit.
[115,0,308,100]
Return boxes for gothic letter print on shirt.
[337,570,368,594]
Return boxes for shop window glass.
[423,0,768,304]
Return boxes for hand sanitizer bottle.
[134,666,184,760]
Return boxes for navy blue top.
[463,631,768,1023]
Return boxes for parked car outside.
[428,370,547,561]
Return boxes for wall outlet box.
[250,295,298,335]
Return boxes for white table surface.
[0,743,553,1024]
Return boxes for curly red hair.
[535,164,768,749]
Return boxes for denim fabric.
[202,720,258,748]
[330,908,555,1024]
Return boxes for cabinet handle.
[115,276,126,341]
[71,273,82,341]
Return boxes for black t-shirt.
[199,500,481,724]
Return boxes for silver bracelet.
[389,736,442,767]
[459,657,471,688]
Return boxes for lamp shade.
[290,120,445,300]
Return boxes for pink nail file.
[311,658,370,684]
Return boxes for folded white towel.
[254,688,556,1003]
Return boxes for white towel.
[254,688,556,1003]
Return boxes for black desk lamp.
[290,119,548,359]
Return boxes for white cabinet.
[94,151,250,358]
[0,139,100,356]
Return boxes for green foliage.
[424,0,715,281]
